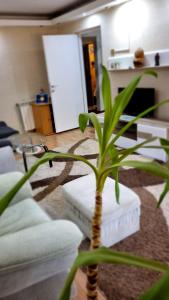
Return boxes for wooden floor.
[15,127,95,160]
[17,128,106,300]
[16,127,94,149]
[73,270,106,300]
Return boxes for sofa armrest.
[0,146,18,174]
[0,121,7,127]
[0,172,32,206]
[0,220,83,297]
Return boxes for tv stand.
[97,113,169,162]
[115,118,137,140]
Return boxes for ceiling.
[0,0,129,25]
[0,0,97,19]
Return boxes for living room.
[1,0,169,299]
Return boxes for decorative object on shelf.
[155,52,160,66]
[35,88,49,104]
[114,61,120,69]
[110,61,120,69]
[110,48,115,56]
[133,47,145,67]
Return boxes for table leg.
[22,151,28,172]
[42,145,53,168]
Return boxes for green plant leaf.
[100,160,169,182]
[119,160,169,179]
[79,112,103,152]
[79,113,88,132]
[109,99,169,148]
[139,269,169,300]
[111,167,120,203]
[112,75,142,125]
[58,247,169,300]
[0,152,98,215]
[108,144,119,162]
[160,138,169,157]
[115,170,120,203]
[103,144,119,168]
[102,65,112,117]
[102,145,120,203]
[143,145,169,150]
[155,138,169,207]
[157,180,169,208]
[143,69,158,77]
[105,70,157,146]
[118,137,157,161]
[101,65,113,151]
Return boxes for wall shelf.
[107,49,169,71]
[108,65,169,72]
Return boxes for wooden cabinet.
[32,103,54,135]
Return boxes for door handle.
[50,84,59,88]
[50,84,59,93]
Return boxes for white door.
[43,35,87,133]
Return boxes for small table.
[16,143,53,172]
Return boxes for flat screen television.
[118,87,155,117]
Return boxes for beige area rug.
[16,138,169,300]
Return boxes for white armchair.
[0,148,83,300]
[0,146,18,174]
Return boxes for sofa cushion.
[0,121,7,127]
[0,171,32,205]
[0,220,83,298]
[0,125,18,139]
[0,140,12,148]
[0,198,51,237]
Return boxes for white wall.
[56,0,169,121]
[1,0,169,131]
[0,26,56,131]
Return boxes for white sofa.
[0,146,83,300]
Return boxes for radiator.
[17,102,35,131]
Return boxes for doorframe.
[77,26,103,112]
[77,36,88,114]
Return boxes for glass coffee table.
[15,140,53,172]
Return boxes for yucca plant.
[58,246,169,300]
[77,67,169,300]
[1,66,169,300]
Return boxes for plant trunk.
[86,190,102,300]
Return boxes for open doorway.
[80,27,102,113]
[82,38,97,112]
